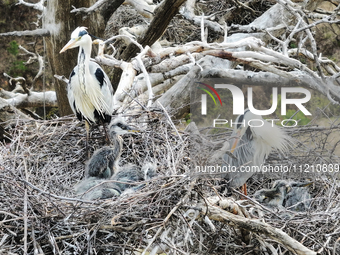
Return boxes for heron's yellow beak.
[300,182,313,187]
[60,39,77,53]
[128,129,139,133]
[230,130,241,153]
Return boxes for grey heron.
[223,109,292,195]
[280,180,312,211]
[60,27,114,148]
[74,177,121,200]
[253,180,290,207]
[85,117,138,179]
[254,180,312,210]
[112,162,157,193]
[75,163,157,200]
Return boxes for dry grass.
[1,110,340,255]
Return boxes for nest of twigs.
[1,110,340,255]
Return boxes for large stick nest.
[1,110,340,254]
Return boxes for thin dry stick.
[135,46,154,107]
[141,179,196,255]
[20,179,95,203]
[200,203,317,255]
[157,101,183,142]
[334,237,340,255]
[23,159,28,255]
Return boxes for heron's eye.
[78,30,88,37]
[117,122,129,130]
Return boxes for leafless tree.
[1,0,340,120]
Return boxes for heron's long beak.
[125,125,140,134]
[297,182,313,187]
[230,130,241,153]
[59,39,77,53]
[128,129,139,133]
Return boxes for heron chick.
[223,109,292,194]
[254,180,312,210]
[112,162,157,193]
[85,117,138,179]
[280,180,312,211]
[74,177,121,200]
[60,27,115,149]
[253,180,290,207]
[76,163,157,200]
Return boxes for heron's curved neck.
[110,133,123,159]
[77,41,92,89]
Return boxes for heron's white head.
[60,27,92,53]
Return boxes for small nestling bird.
[253,180,290,207]
[60,27,114,148]
[254,180,312,210]
[85,117,138,179]
[111,162,157,193]
[75,163,157,200]
[279,180,312,211]
[74,177,121,200]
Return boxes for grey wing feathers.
[223,136,255,188]
[75,177,121,200]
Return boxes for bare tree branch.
[0,89,57,109]
[17,0,45,12]
[198,199,317,255]
[70,0,109,15]
[0,29,50,37]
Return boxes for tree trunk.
[101,0,125,24]
[44,0,105,116]
[111,0,187,88]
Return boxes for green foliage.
[7,41,19,56]
[45,107,59,120]
[6,41,28,76]
[289,42,297,48]
[282,109,311,126]
[307,92,340,116]
[184,113,192,124]
[9,60,27,77]
[1,0,12,6]
[275,94,311,126]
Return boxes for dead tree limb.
[0,89,57,109]
[0,29,50,37]
[199,201,317,255]
[118,0,187,63]
[0,97,32,123]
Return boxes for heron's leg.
[85,120,90,158]
[241,183,247,196]
[101,121,110,144]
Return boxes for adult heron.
[223,109,292,194]
[60,27,114,148]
